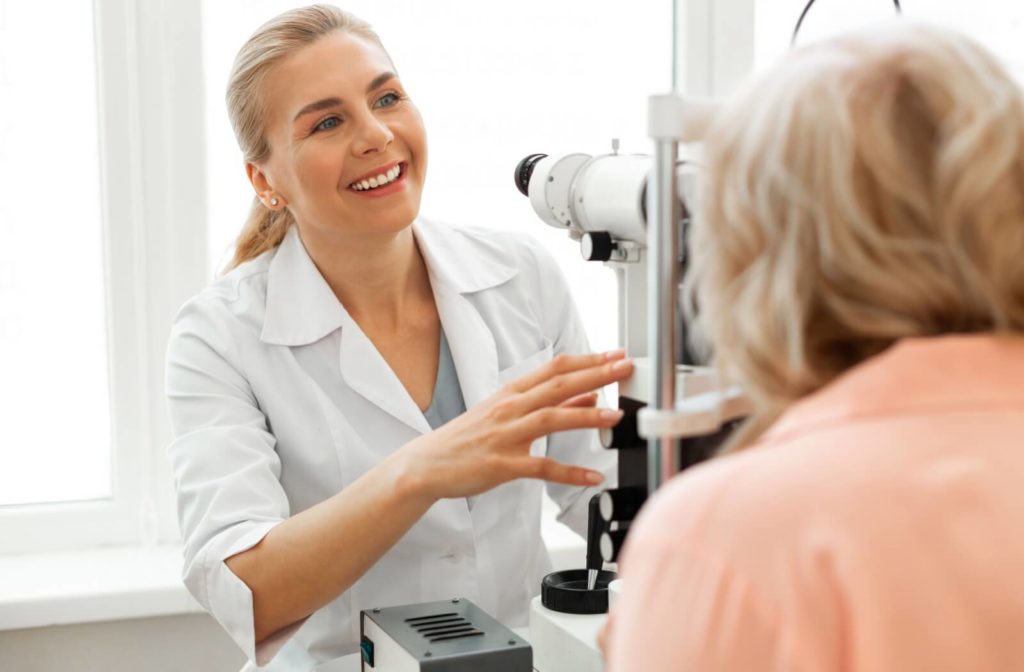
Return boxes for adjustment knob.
[600,529,629,564]
[604,402,644,450]
[598,487,645,524]
[580,231,615,262]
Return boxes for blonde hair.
[686,23,1024,450]
[224,4,384,271]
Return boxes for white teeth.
[351,164,403,191]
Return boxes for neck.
[299,223,432,327]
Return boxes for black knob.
[580,231,615,262]
[598,487,645,524]
[514,153,547,197]
[600,529,629,564]
[607,402,644,450]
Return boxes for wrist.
[387,442,439,508]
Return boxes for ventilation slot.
[406,612,485,643]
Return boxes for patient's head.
[687,22,1024,445]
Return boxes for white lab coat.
[165,218,615,670]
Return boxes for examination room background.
[1,1,1022,670]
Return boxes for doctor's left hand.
[395,350,632,502]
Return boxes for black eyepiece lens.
[514,153,547,197]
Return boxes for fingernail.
[604,349,626,360]
[600,409,624,421]
[586,471,604,485]
[611,358,633,372]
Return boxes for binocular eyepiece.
[514,153,548,197]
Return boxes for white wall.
[0,615,243,672]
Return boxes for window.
[0,3,110,506]
[0,0,207,555]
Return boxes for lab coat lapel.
[338,311,433,436]
[273,218,518,437]
[413,219,519,409]
[261,226,432,435]
[433,284,498,409]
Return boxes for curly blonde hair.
[686,22,1024,449]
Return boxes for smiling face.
[248,30,427,242]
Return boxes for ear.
[246,162,286,208]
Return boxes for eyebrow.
[292,71,398,123]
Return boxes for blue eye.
[375,92,401,108]
[313,116,341,132]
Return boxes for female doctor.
[165,4,631,670]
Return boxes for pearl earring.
[270,197,279,207]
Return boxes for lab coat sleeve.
[165,296,297,667]
[523,238,618,538]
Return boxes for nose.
[351,112,394,156]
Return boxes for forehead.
[261,30,394,125]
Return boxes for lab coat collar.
[260,220,517,434]
[260,220,519,347]
[411,218,519,295]
[260,226,346,346]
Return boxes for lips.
[348,161,405,192]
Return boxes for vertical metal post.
[646,95,683,495]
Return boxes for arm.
[168,299,634,655]
[225,452,431,643]
[229,356,632,643]
[167,305,435,650]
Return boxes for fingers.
[517,357,634,413]
[504,405,624,444]
[559,392,598,409]
[504,350,625,394]
[504,455,606,487]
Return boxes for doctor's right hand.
[395,350,632,502]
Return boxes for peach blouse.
[607,335,1024,671]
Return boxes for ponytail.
[226,197,295,271]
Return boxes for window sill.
[0,516,585,633]
[0,546,202,631]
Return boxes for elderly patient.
[606,22,1024,671]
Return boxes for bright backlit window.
[0,1,111,506]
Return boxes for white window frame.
[676,0,755,97]
[0,0,208,555]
